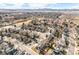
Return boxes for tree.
[0,16,2,20]
[54,30,61,38]
[21,23,26,30]
[77,25,79,28]
[0,36,3,44]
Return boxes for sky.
[0,0,79,9]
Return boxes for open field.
[72,16,79,25]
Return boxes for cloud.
[21,3,57,9]
[0,3,22,9]
[0,0,79,4]
[45,3,79,9]
[21,3,79,9]
[70,4,79,9]
[27,3,48,9]
[0,3,79,9]
[0,0,61,3]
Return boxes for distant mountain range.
[0,9,79,13]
